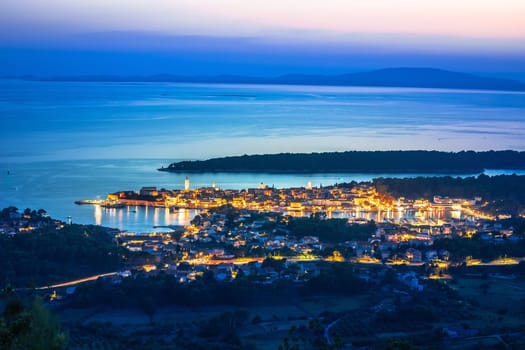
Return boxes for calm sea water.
[2,80,525,162]
[1,81,525,231]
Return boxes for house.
[215,264,232,281]
[140,187,158,197]
[66,286,77,295]
[425,250,438,260]
[438,250,450,260]
[443,326,479,338]
[405,248,422,262]
[119,270,132,278]
[8,211,21,219]
[398,272,423,291]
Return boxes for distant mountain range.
[7,68,525,91]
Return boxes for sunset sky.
[1,0,524,78]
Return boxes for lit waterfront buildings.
[98,181,486,227]
[110,198,522,280]
[68,178,525,285]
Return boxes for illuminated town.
[87,177,490,223]
[4,175,525,349]
[66,177,522,285]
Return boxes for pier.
[152,225,186,232]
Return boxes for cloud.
[1,0,525,42]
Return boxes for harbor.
[74,178,487,230]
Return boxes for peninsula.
[159,150,525,174]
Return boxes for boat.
[75,199,104,205]
[101,201,126,209]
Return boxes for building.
[140,187,158,197]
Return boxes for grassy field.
[442,335,513,350]
[59,277,525,349]
[450,276,525,329]
[59,295,367,349]
[59,305,227,326]
[59,295,364,326]
[297,295,365,314]
[239,295,367,349]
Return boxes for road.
[32,272,119,291]
[324,317,341,346]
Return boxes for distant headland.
[159,150,525,174]
[6,68,525,92]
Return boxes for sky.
[1,0,525,78]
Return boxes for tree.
[138,296,157,324]
[0,297,68,350]
[383,339,417,350]
[383,268,398,284]
[251,315,262,324]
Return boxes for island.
[159,150,525,174]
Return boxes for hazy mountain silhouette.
[9,68,525,91]
[272,68,525,91]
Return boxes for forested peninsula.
[159,150,525,173]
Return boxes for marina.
[3,159,525,232]
[74,180,485,232]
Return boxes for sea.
[1,80,525,232]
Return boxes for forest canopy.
[160,150,525,173]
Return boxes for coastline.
[158,167,488,174]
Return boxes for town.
[72,178,524,282]
[3,176,525,349]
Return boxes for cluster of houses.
[104,182,486,225]
[0,207,62,235]
[112,199,524,287]
[3,180,522,290]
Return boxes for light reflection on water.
[93,204,462,233]
[91,205,198,232]
[289,207,463,223]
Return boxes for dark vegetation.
[287,216,376,243]
[0,297,67,350]
[328,279,470,349]
[432,233,525,262]
[64,308,256,350]
[0,212,126,287]
[160,150,525,173]
[69,262,370,310]
[63,263,372,349]
[373,174,525,215]
[44,262,525,349]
